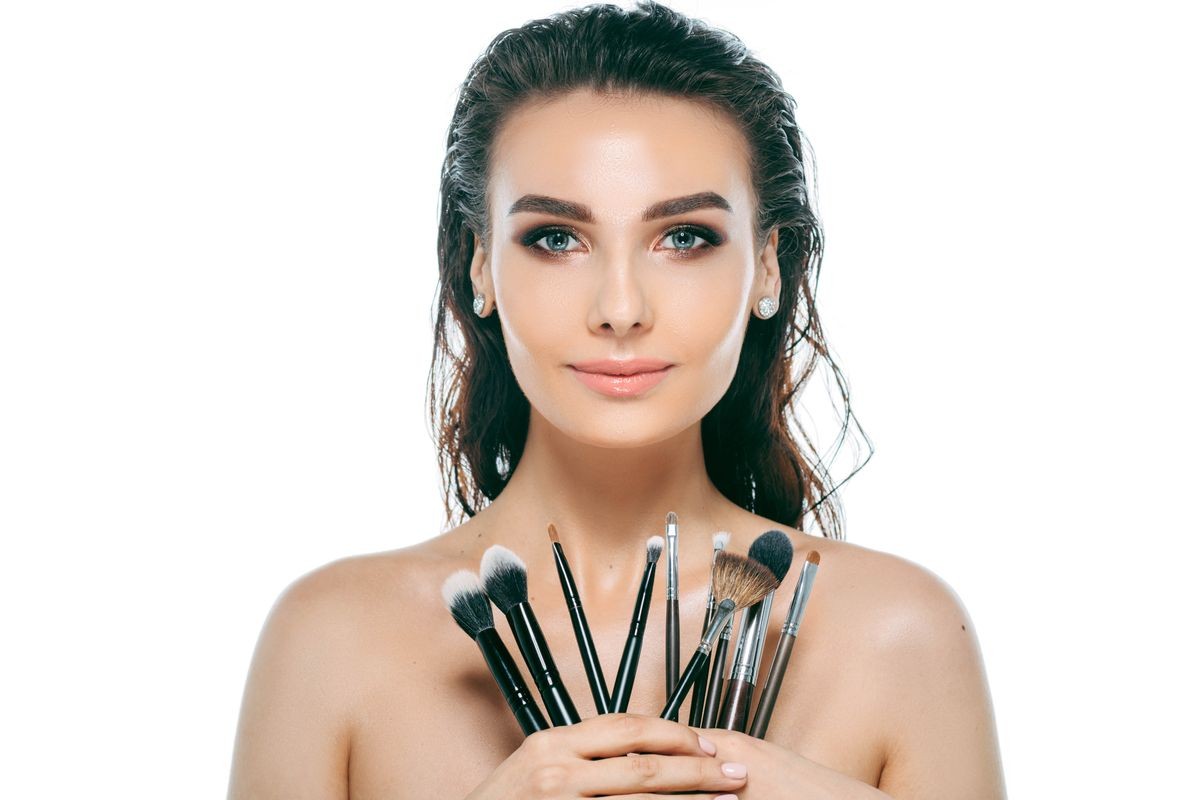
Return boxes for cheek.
[492,260,580,389]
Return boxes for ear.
[468,232,494,316]
[752,226,781,314]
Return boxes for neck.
[481,408,742,600]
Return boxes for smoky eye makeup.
[517,223,726,258]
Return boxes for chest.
[348,584,883,799]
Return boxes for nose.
[587,251,652,338]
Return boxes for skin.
[228,89,1006,799]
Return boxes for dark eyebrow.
[506,191,732,223]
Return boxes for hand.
[464,712,750,799]
[690,728,894,800]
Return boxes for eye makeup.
[517,223,726,260]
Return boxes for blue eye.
[660,225,722,252]
[526,228,584,255]
[519,224,725,259]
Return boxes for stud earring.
[756,295,778,319]
[472,294,486,317]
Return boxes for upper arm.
[227,559,363,800]
[870,560,1007,799]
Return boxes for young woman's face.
[472,88,780,448]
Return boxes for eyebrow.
[506,191,732,223]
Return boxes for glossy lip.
[567,359,676,398]
[569,357,674,375]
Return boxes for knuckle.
[530,764,569,796]
[628,754,660,781]
[616,713,647,740]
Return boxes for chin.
[542,395,702,450]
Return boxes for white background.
[2,1,1195,796]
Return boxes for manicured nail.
[721,762,748,779]
[697,735,717,755]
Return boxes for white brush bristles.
[441,569,484,608]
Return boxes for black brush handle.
[475,628,548,735]
[700,624,732,728]
[507,602,580,726]
[660,647,709,719]
[688,601,716,725]
[716,676,754,732]
[610,559,657,713]
[665,597,679,721]
[553,541,612,714]
[748,633,795,739]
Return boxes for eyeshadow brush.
[610,535,663,713]
[749,550,821,738]
[547,522,611,714]
[664,511,680,720]
[689,531,730,726]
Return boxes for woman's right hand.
[464,712,748,799]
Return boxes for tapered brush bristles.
[749,530,794,582]
[646,535,664,563]
[480,545,529,613]
[713,531,730,551]
[442,570,495,637]
[547,523,559,544]
[807,550,821,565]
[711,551,779,609]
[666,511,677,526]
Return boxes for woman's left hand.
[690,728,894,800]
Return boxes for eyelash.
[520,224,725,260]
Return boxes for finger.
[564,713,717,760]
[577,753,748,795]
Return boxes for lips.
[569,358,674,376]
[567,358,675,398]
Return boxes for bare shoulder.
[790,530,1006,798]
[228,537,468,799]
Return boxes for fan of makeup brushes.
[439,513,822,738]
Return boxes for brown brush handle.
[700,626,732,727]
[716,676,754,732]
[748,633,795,738]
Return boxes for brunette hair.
[428,0,872,540]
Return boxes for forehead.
[489,89,754,225]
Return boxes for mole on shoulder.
[960,624,966,631]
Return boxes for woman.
[228,2,1005,797]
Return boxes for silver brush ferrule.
[665,520,679,600]
[782,561,819,636]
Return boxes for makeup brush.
[480,544,581,726]
[660,550,778,719]
[689,531,730,726]
[699,603,735,727]
[664,512,680,720]
[441,570,549,736]
[749,550,821,739]
[716,529,794,732]
[547,523,611,714]
[610,535,663,713]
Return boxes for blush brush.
[659,550,778,719]
[441,570,549,736]
[716,529,794,732]
[481,544,581,726]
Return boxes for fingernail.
[697,735,717,755]
[721,762,748,779]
